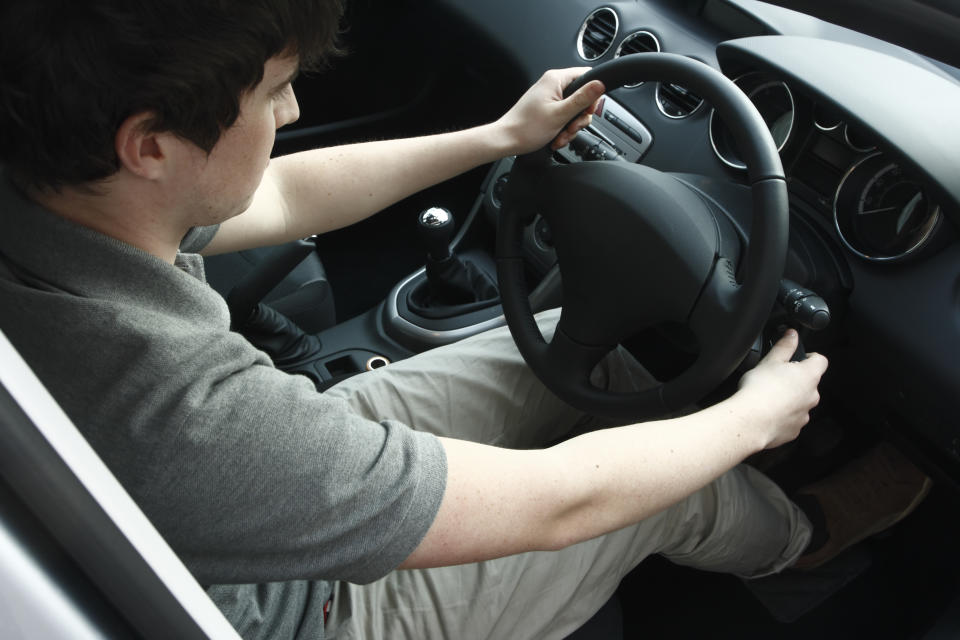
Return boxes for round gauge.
[843,124,877,153]
[709,72,795,170]
[813,103,843,131]
[833,153,941,261]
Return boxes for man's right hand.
[735,329,829,450]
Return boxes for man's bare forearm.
[202,125,509,254]
[400,393,767,570]
[542,395,766,549]
[276,124,513,236]
[202,69,605,255]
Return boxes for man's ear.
[114,112,171,180]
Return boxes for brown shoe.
[792,442,932,570]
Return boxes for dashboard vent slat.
[577,8,618,61]
[614,31,661,86]
[656,82,704,118]
[616,31,660,56]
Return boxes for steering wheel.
[496,54,788,422]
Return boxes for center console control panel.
[557,96,654,164]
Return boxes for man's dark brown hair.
[0,0,344,190]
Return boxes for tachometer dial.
[834,153,941,261]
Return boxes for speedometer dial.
[709,72,795,170]
[834,153,941,261]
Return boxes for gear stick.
[412,206,499,309]
[418,207,456,262]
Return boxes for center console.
[382,95,652,352]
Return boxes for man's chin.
[216,196,255,224]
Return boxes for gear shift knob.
[417,207,455,261]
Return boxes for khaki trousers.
[324,310,811,639]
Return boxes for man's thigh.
[325,518,657,640]
[324,309,655,447]
[323,309,565,446]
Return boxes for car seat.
[203,239,336,334]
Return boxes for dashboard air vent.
[615,30,661,87]
[656,82,704,118]
[577,8,618,61]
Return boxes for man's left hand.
[495,68,605,155]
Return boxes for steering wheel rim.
[496,53,789,421]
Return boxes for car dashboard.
[428,0,960,477]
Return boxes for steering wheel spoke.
[689,256,742,347]
[544,325,615,395]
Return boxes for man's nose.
[277,91,300,129]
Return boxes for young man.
[0,1,924,638]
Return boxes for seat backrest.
[204,241,336,333]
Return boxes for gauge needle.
[859,206,898,215]
[896,193,923,234]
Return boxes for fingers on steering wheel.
[551,80,604,150]
[573,79,605,109]
[552,112,593,150]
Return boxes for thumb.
[560,79,605,118]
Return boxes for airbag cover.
[537,161,719,345]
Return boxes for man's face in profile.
[177,55,301,227]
